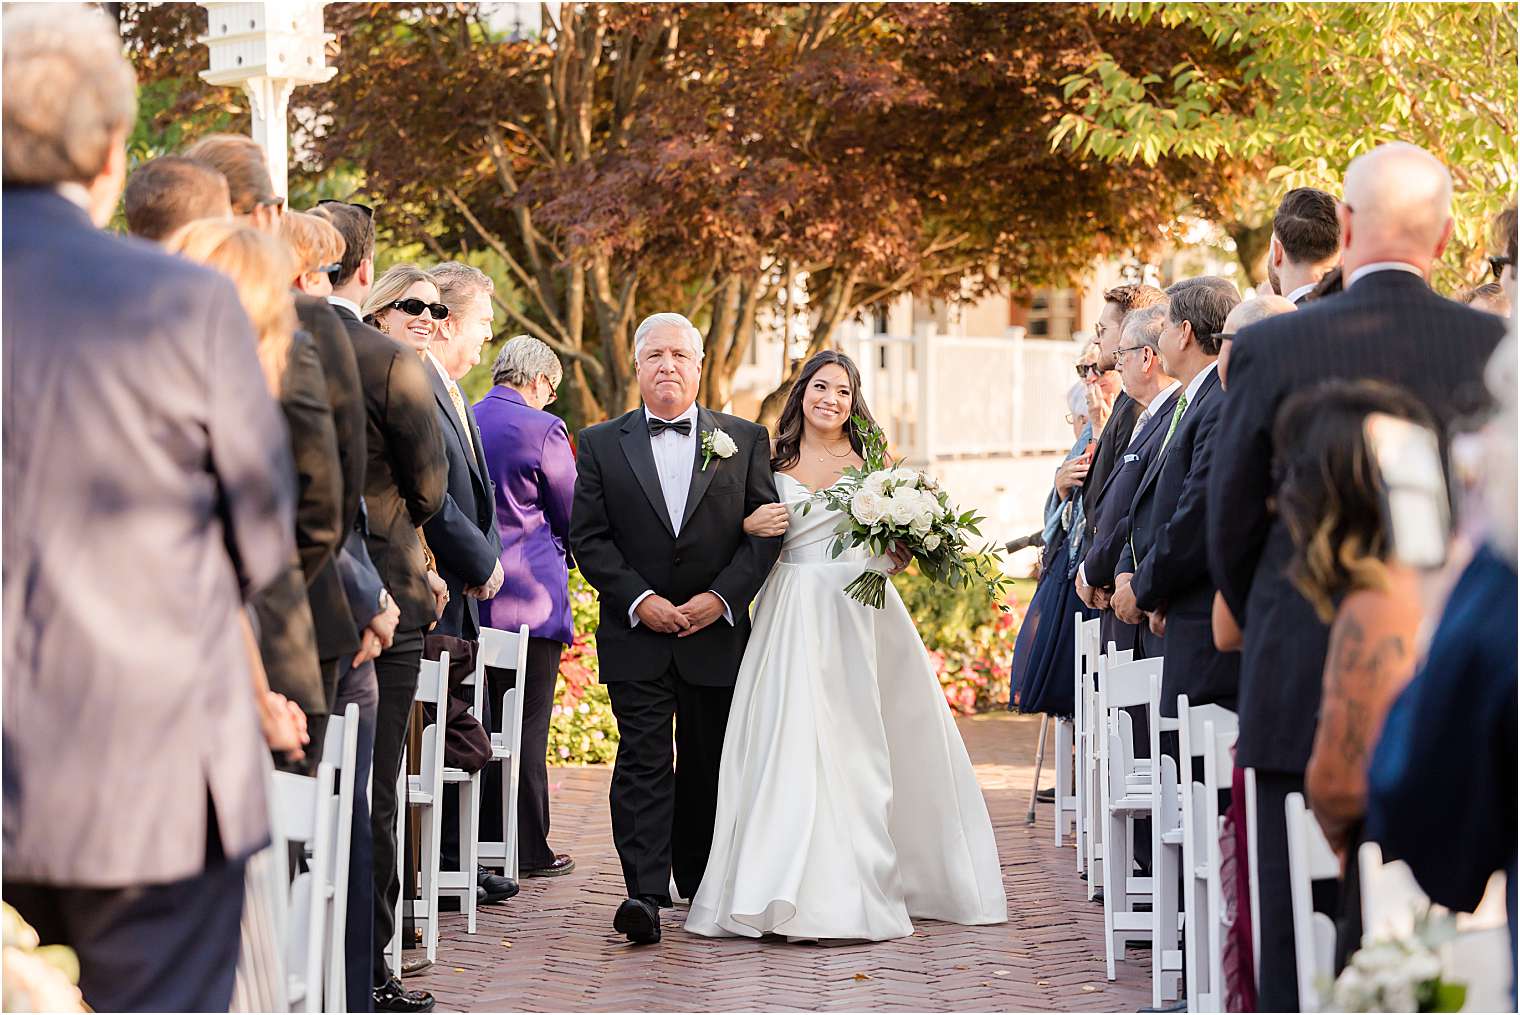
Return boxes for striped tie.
[448,382,478,465]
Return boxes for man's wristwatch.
[377,588,393,614]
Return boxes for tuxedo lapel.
[429,367,490,498]
[619,411,677,538]
[681,406,720,531]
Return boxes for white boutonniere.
[701,428,738,471]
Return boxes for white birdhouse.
[197,1,336,199]
[199,1,334,87]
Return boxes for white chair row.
[1064,615,1242,1012]
[264,702,360,1014]
[389,625,532,971]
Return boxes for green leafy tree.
[1052,2,1518,289]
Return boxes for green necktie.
[1161,393,1189,448]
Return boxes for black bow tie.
[648,417,692,438]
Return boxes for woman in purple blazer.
[474,336,578,876]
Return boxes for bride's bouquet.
[803,417,1013,609]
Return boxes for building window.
[871,304,890,335]
[1022,287,1080,341]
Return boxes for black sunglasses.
[1488,254,1514,280]
[387,298,449,321]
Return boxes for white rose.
[710,429,738,458]
[886,490,921,527]
[923,533,941,552]
[850,489,887,526]
[864,470,891,494]
[890,467,920,486]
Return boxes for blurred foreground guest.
[475,336,579,877]
[1460,281,1511,317]
[122,154,230,241]
[315,204,445,1014]
[1206,141,1505,1011]
[1,6,295,1010]
[1368,330,1518,1001]
[185,132,284,228]
[167,219,340,770]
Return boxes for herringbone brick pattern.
[410,712,1151,1011]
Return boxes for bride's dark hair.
[770,350,881,472]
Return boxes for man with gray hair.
[1216,293,1296,389]
[1207,141,1506,1011]
[2,4,296,1010]
[571,312,782,944]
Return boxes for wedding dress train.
[685,473,1007,941]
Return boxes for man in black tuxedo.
[1207,142,1505,1012]
[319,201,448,1014]
[1266,186,1342,305]
[571,312,783,945]
[1111,276,1240,706]
[1078,304,1181,655]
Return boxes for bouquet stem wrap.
[844,568,890,609]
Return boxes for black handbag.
[422,633,493,774]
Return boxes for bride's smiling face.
[802,363,853,436]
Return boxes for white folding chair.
[1098,653,1161,978]
[1244,765,1262,986]
[437,654,485,934]
[321,704,359,1013]
[384,750,405,980]
[1071,615,1099,875]
[1175,695,1237,1013]
[476,625,531,880]
[1081,628,1110,895]
[1285,792,1339,1013]
[401,654,449,964]
[271,764,338,1014]
[1147,676,1186,1008]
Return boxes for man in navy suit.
[2,6,295,1010]
[1111,276,1241,714]
[1077,304,1181,655]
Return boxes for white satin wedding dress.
[685,473,1007,941]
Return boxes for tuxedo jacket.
[420,363,502,640]
[1081,387,1181,590]
[295,295,366,660]
[332,304,448,631]
[1125,367,1237,716]
[1079,391,1139,553]
[570,407,782,686]
[1206,270,1504,773]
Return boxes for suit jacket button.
[674,554,683,564]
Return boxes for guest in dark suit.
[1206,142,1505,1011]
[1111,276,1241,709]
[1266,186,1342,305]
[571,313,783,944]
[1077,304,1180,655]
[1076,284,1168,582]
[166,219,341,769]
[475,337,580,878]
[317,203,447,1014]
[1,8,295,1009]
[122,155,230,242]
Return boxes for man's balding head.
[1339,142,1454,275]
[1217,295,1297,390]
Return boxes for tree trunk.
[1226,219,1273,287]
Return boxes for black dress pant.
[370,626,425,988]
[1254,768,1339,1011]
[335,656,378,1012]
[606,666,734,901]
[5,806,246,1013]
[478,637,565,871]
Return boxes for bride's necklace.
[804,436,854,464]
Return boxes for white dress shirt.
[1182,360,1218,407]
[327,294,364,320]
[1285,282,1318,305]
[628,404,732,628]
[1346,261,1425,288]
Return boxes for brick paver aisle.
[411,712,1151,1012]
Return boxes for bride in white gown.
[685,351,1007,942]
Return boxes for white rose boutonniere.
[701,427,738,471]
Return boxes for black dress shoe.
[478,865,519,904]
[520,853,576,878]
[1035,786,1056,803]
[373,977,435,1013]
[613,896,661,944]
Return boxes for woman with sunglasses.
[362,265,451,355]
